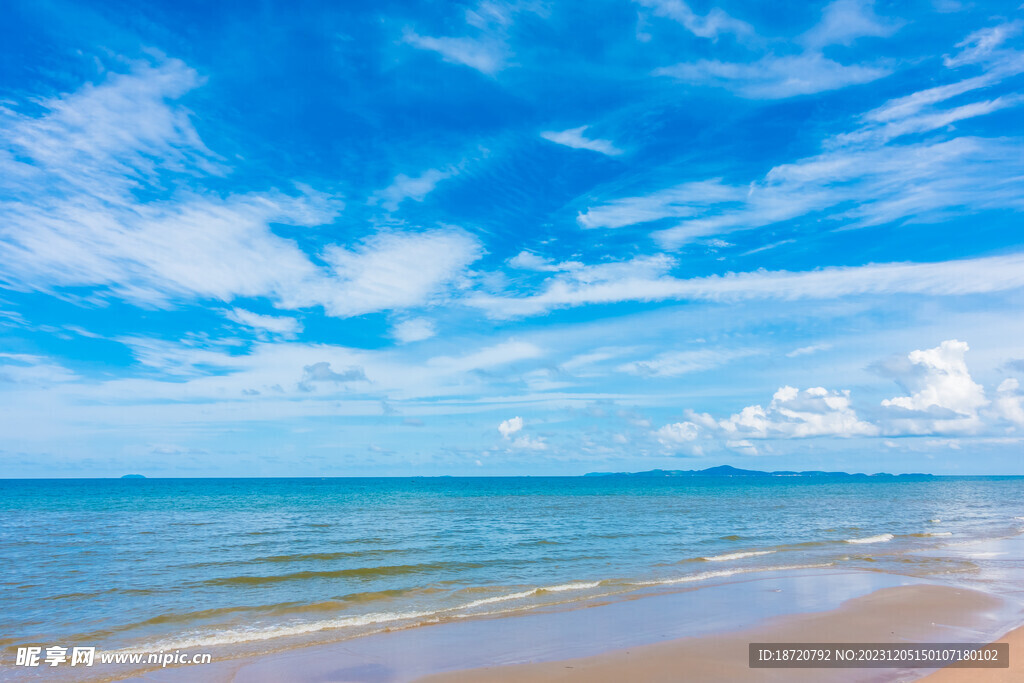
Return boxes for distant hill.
[120,474,146,479]
[583,465,933,479]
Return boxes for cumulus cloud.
[540,126,622,156]
[696,385,877,438]
[992,378,1024,426]
[881,340,988,433]
[498,415,524,438]
[655,421,699,444]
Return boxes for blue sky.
[2,0,1024,477]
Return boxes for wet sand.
[130,570,1019,682]
[417,584,1015,683]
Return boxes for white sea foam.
[929,519,942,523]
[460,590,537,610]
[540,581,601,592]
[631,563,832,587]
[126,609,435,651]
[460,582,599,609]
[701,550,775,562]
[844,533,894,544]
[1014,517,1024,521]
[928,532,953,537]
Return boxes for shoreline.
[126,568,1022,683]
[417,586,1021,683]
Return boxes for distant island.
[120,474,146,479]
[584,465,933,479]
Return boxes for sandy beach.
[417,585,1018,683]
[128,569,1021,683]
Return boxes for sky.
[1,0,1023,477]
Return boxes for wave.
[202,561,484,586]
[125,580,608,652]
[844,534,894,544]
[539,581,601,592]
[929,519,942,523]
[121,609,437,652]
[631,562,833,587]
[461,581,601,609]
[700,551,774,562]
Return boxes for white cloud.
[391,318,438,343]
[428,340,543,373]
[0,57,485,321]
[510,435,547,450]
[403,1,544,75]
[617,348,757,377]
[786,344,831,358]
[578,180,742,230]
[713,385,878,438]
[225,308,302,337]
[992,378,1024,426]
[655,421,699,444]
[540,126,622,156]
[657,52,890,99]
[881,340,988,433]
[498,415,524,437]
[944,21,1023,68]
[371,168,453,211]
[466,251,1024,319]
[800,0,901,49]
[404,32,506,74]
[652,1,900,99]
[0,353,78,385]
[313,229,483,317]
[508,251,585,272]
[636,0,754,41]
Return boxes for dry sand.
[417,585,1017,683]
[919,625,1021,683]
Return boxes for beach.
[128,572,1021,682]
[3,477,1023,682]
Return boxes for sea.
[2,476,1024,680]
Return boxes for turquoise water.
[2,476,1023,674]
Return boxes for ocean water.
[2,476,1023,677]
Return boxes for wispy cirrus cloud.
[580,21,1024,246]
[403,1,544,75]
[466,251,1024,318]
[540,126,623,156]
[636,0,754,42]
[653,0,900,99]
[370,167,455,212]
[0,56,484,320]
